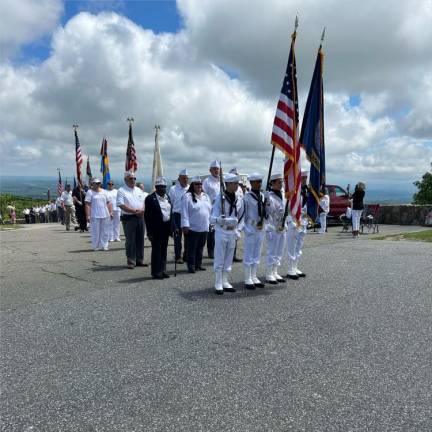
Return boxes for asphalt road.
[1,223,431,431]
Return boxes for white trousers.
[286,224,306,261]
[110,210,121,240]
[90,217,110,250]
[243,228,265,266]
[266,230,285,267]
[213,230,236,272]
[319,213,327,233]
[352,209,363,231]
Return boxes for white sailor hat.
[178,169,188,176]
[190,175,202,183]
[301,171,308,178]
[270,173,283,181]
[248,172,263,182]
[229,167,239,175]
[210,160,220,169]
[124,170,136,178]
[154,176,167,186]
[224,173,240,183]
[91,178,101,184]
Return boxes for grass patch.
[371,229,432,242]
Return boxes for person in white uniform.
[210,173,244,295]
[229,167,244,263]
[117,171,146,269]
[106,181,121,242]
[318,187,330,234]
[85,178,112,251]
[265,173,287,284]
[243,173,266,290]
[202,160,221,259]
[181,176,212,273]
[285,206,307,280]
[169,169,189,264]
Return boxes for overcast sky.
[0,0,431,189]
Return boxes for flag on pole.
[73,176,77,189]
[57,170,63,196]
[270,25,301,222]
[74,128,83,186]
[100,137,111,189]
[151,125,164,191]
[86,156,92,181]
[125,121,138,172]
[300,40,325,222]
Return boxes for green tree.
[413,163,432,204]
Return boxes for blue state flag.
[100,137,111,189]
[299,46,325,222]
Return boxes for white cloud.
[0,1,431,189]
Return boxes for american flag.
[125,122,137,172]
[57,170,63,196]
[271,29,302,222]
[74,129,83,186]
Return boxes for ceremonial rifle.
[219,161,226,218]
[257,146,275,229]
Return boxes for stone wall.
[378,205,432,226]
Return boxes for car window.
[335,186,347,197]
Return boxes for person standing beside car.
[351,182,366,238]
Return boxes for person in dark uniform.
[144,176,172,279]
[73,183,87,232]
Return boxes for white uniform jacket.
[169,182,189,214]
[210,193,244,236]
[202,175,221,206]
[244,190,266,234]
[181,192,212,232]
[265,190,287,232]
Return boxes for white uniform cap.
[224,173,240,183]
[179,169,188,176]
[154,176,167,186]
[229,167,239,175]
[270,173,283,181]
[124,170,135,178]
[301,171,308,178]
[92,178,101,184]
[210,160,220,169]
[248,172,263,182]
[190,175,202,183]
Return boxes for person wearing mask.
[181,176,212,273]
[210,173,244,295]
[106,181,121,242]
[265,174,287,284]
[243,173,266,290]
[117,171,146,269]
[169,169,189,264]
[144,176,172,279]
[351,182,366,238]
[318,186,330,234]
[85,179,112,251]
[202,160,221,259]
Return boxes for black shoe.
[136,262,148,267]
[223,287,236,293]
[188,268,196,273]
[233,257,242,263]
[286,274,299,280]
[214,290,223,295]
[276,278,286,283]
[297,272,306,278]
[152,275,164,280]
[254,282,265,288]
[197,267,206,271]
[182,254,187,262]
[266,280,278,285]
[162,272,170,278]
[208,253,214,259]
[245,283,255,290]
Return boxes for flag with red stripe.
[57,170,63,196]
[125,123,138,172]
[74,129,83,186]
[271,30,302,222]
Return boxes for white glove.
[224,217,237,227]
[264,191,270,200]
[216,216,226,225]
[235,229,241,239]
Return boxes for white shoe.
[273,264,285,282]
[214,270,223,292]
[115,238,121,242]
[294,259,306,277]
[286,259,299,280]
[244,266,255,289]
[251,264,264,287]
[266,266,277,284]
[222,271,233,289]
[102,246,109,251]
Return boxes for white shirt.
[23,208,30,215]
[60,191,73,206]
[202,175,220,205]
[169,182,189,213]
[265,190,286,231]
[55,197,62,207]
[319,194,330,214]
[117,185,146,215]
[210,193,244,234]
[244,190,265,226]
[85,189,111,218]
[181,192,212,232]
[105,189,119,211]
[156,194,171,222]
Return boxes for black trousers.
[187,231,207,270]
[206,228,215,257]
[150,224,170,277]
[121,215,144,263]
[75,205,87,231]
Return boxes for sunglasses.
[126,177,136,180]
